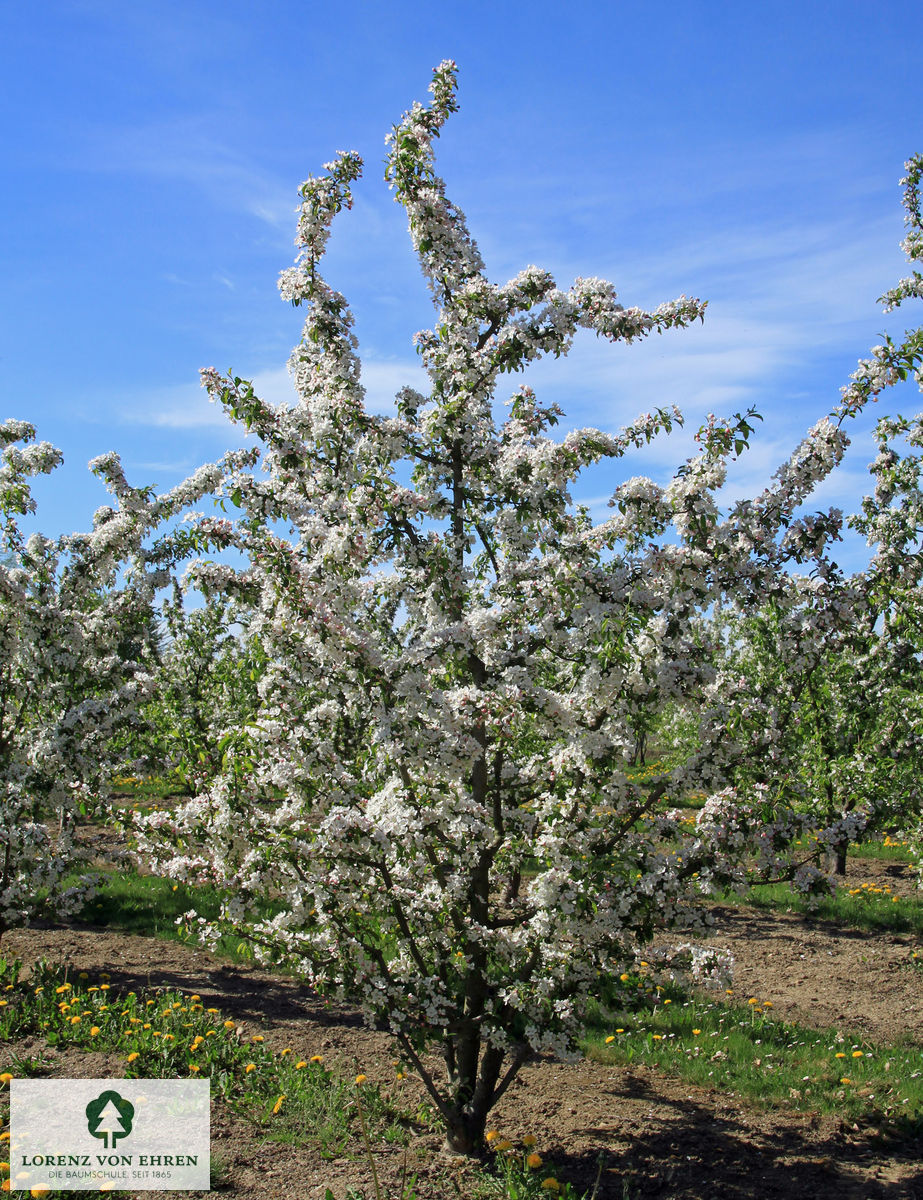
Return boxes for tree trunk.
[827,839,848,875]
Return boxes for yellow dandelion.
[272,1095,285,1114]
[189,1065,200,1074]
[485,1131,500,1143]
[355,1074,368,1085]
[527,1153,543,1169]
[280,1048,292,1056]
[245,1063,257,1073]
[310,1055,324,1063]
[852,1050,864,1058]
[692,1029,702,1036]
[295,1061,307,1069]
[541,1180,561,1192]
[223,1020,236,1030]
[495,1139,513,1152]
[835,1052,846,1059]
[522,1135,537,1147]
[126,1053,140,1063]
[251,1035,264,1043]
[190,995,201,1002]
[55,984,71,994]
[605,1035,615,1044]
[90,1026,101,1037]
[619,973,630,982]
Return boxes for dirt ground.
[2,856,922,1200]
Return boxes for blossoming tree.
[0,419,253,945]
[137,69,923,1152]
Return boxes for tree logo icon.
[85,1089,135,1149]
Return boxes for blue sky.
[3,1,921,571]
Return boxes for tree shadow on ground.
[550,1069,922,1200]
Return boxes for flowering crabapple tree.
[683,155,923,877]
[0,419,254,945]
[137,69,922,1152]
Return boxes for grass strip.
[583,978,923,1136]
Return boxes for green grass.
[848,837,914,863]
[0,959,414,1154]
[734,877,923,935]
[582,977,923,1134]
[74,868,282,963]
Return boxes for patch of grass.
[848,836,914,863]
[583,978,923,1134]
[736,878,923,935]
[0,961,415,1159]
[74,868,279,963]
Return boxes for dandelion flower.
[189,1065,200,1073]
[835,1052,846,1059]
[495,1140,513,1152]
[605,1036,616,1044]
[692,1029,702,1036]
[245,1064,257,1074]
[223,1020,236,1030]
[126,1053,140,1063]
[355,1074,368,1085]
[485,1131,500,1143]
[55,984,71,994]
[295,1061,307,1070]
[251,1035,264,1043]
[541,1180,561,1192]
[310,1055,324,1063]
[272,1095,285,1114]
[852,1051,864,1058]
[527,1153,543,1169]
[90,1026,100,1037]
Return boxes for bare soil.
[2,856,922,1199]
